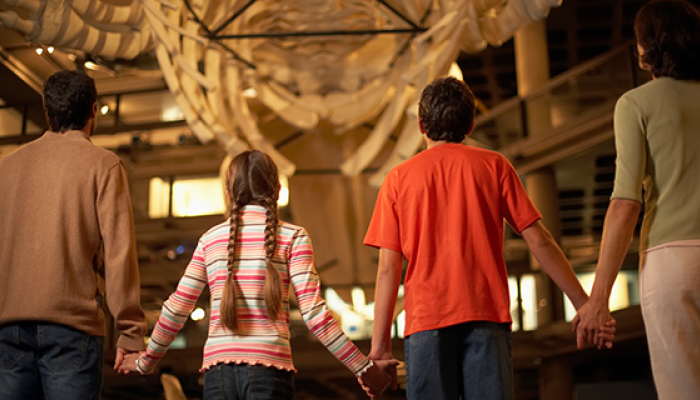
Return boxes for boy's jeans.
[404,321,513,400]
[0,322,104,400]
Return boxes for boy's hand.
[572,298,616,349]
[358,359,399,398]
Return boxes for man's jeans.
[0,322,104,400]
[204,363,295,400]
[404,321,513,400]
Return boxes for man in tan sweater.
[0,70,146,399]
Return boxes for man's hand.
[114,348,144,374]
[118,352,147,375]
[572,297,616,349]
[114,347,133,371]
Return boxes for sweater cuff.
[116,334,146,352]
[355,360,374,378]
[136,357,152,374]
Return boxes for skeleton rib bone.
[0,0,561,185]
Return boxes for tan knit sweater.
[0,130,146,351]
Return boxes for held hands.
[117,351,149,375]
[358,350,400,399]
[358,360,400,399]
[572,297,617,350]
[114,347,139,372]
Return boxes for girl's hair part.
[219,150,282,333]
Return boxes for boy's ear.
[465,120,475,137]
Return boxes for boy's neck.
[424,137,452,149]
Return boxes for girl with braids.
[121,150,396,399]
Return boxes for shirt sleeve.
[500,158,542,234]
[288,228,370,375]
[97,162,146,351]
[139,240,208,372]
[363,169,401,251]
[611,94,646,202]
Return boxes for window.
[171,176,226,217]
[563,270,640,321]
[149,177,171,219]
[149,174,291,219]
[508,274,539,332]
[508,276,520,332]
[148,175,225,218]
[520,274,539,331]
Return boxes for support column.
[539,357,574,400]
[514,19,565,325]
[515,20,573,400]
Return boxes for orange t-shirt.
[364,143,541,336]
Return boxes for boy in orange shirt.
[363,76,614,399]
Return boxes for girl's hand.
[118,352,147,375]
[358,359,400,398]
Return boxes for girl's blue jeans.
[204,362,294,400]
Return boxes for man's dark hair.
[418,76,475,143]
[635,0,700,80]
[43,70,97,132]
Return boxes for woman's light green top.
[612,77,700,251]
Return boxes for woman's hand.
[572,297,616,349]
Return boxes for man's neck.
[78,119,93,137]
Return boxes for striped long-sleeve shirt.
[138,205,370,375]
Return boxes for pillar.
[514,19,565,324]
[539,357,574,400]
[514,20,573,400]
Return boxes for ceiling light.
[191,308,206,321]
[448,62,463,81]
[242,88,258,98]
[100,105,109,115]
[84,60,99,70]
[35,47,43,55]
[47,46,54,54]
[351,287,366,310]
[278,174,289,207]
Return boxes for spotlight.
[84,60,99,70]
[100,105,109,115]
[35,47,43,55]
[448,62,463,81]
[47,46,54,54]
[191,308,206,321]
[178,134,190,146]
[278,174,289,207]
[166,249,177,260]
[242,88,258,98]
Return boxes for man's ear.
[418,117,426,135]
[90,102,97,119]
[465,120,475,137]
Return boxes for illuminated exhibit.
[0,0,560,182]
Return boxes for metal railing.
[470,42,649,151]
